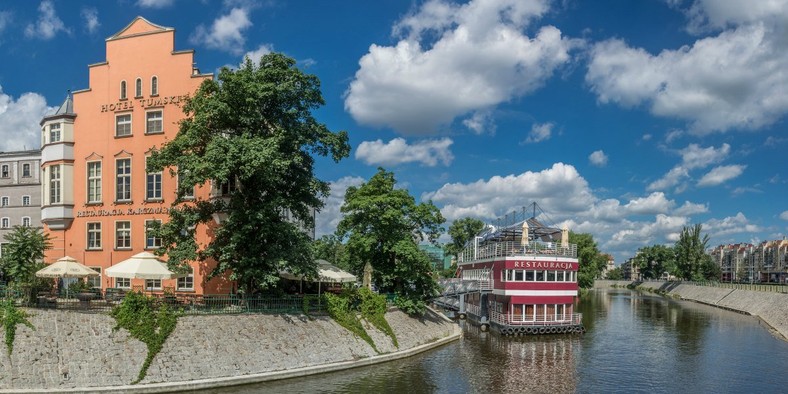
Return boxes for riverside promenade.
[595,280,788,341]
[0,307,460,393]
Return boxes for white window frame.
[146,157,162,200]
[22,195,30,206]
[145,279,162,291]
[120,80,127,100]
[21,217,30,227]
[115,221,131,250]
[115,277,130,289]
[145,219,162,249]
[115,113,132,137]
[49,123,61,143]
[22,163,31,178]
[1,217,9,228]
[151,76,159,96]
[49,165,61,204]
[0,242,7,258]
[88,267,102,289]
[87,161,102,203]
[177,267,194,291]
[0,196,7,207]
[177,171,194,199]
[145,109,163,134]
[115,158,131,202]
[0,165,8,178]
[135,78,142,98]
[87,222,102,250]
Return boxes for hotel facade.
[40,17,232,295]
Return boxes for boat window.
[525,270,535,281]
[536,270,545,281]
[514,270,524,281]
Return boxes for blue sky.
[0,0,786,264]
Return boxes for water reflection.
[194,289,788,393]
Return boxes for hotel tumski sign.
[100,94,190,112]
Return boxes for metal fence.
[459,240,577,263]
[0,287,328,315]
[686,280,788,294]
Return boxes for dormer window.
[120,80,127,100]
[135,78,142,98]
[151,76,158,96]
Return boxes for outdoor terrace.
[458,240,578,263]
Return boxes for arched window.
[151,76,158,96]
[135,78,142,97]
[120,80,127,100]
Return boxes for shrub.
[110,292,178,384]
[0,299,34,355]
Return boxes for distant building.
[418,244,452,271]
[0,150,42,258]
[602,254,615,278]
[622,257,640,281]
[709,239,788,283]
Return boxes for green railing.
[0,289,328,315]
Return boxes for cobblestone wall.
[0,308,457,391]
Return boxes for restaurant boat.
[441,204,584,336]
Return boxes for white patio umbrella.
[280,259,357,294]
[35,256,99,299]
[105,252,181,282]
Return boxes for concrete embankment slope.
[0,308,459,392]
[594,280,788,340]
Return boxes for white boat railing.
[489,310,583,326]
[460,240,577,263]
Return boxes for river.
[196,288,788,393]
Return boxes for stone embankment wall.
[0,308,459,392]
[594,280,788,340]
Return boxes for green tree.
[635,244,674,280]
[147,53,350,293]
[336,168,444,314]
[313,234,348,270]
[0,226,52,285]
[444,217,485,259]
[605,267,624,280]
[673,224,713,281]
[569,231,607,288]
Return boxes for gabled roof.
[106,16,173,41]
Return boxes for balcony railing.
[489,310,583,326]
[459,240,577,263]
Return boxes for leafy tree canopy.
[569,231,607,288]
[605,266,624,280]
[673,224,714,281]
[312,234,349,271]
[635,244,674,280]
[445,217,485,258]
[0,226,51,285]
[147,53,350,292]
[336,168,445,313]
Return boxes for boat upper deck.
[458,240,577,264]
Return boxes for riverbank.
[594,280,788,340]
[0,307,460,393]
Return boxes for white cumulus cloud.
[780,211,788,221]
[648,166,690,192]
[589,150,608,167]
[315,176,365,238]
[345,0,579,135]
[25,1,70,40]
[697,164,746,187]
[242,44,273,66]
[355,137,454,167]
[703,212,763,238]
[0,86,53,151]
[523,122,554,144]
[586,13,788,134]
[81,8,100,34]
[136,0,175,8]
[191,8,252,55]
